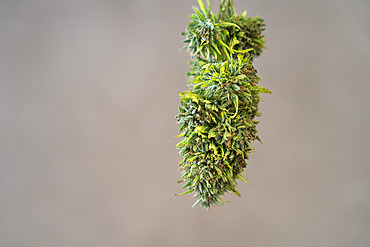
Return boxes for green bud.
[177,0,270,209]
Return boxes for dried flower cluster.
[176,0,270,208]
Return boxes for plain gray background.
[1,0,369,246]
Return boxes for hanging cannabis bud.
[176,0,270,208]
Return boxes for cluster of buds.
[176,0,270,209]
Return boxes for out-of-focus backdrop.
[1,0,369,246]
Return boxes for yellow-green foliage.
[177,0,270,208]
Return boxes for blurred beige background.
[0,0,369,246]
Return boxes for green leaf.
[175,188,194,196]
[194,8,205,21]
[233,48,253,53]
[232,188,241,197]
[192,198,203,207]
[231,95,239,118]
[208,128,216,138]
[182,181,191,188]
[217,38,231,52]
[211,43,222,55]
[257,86,272,94]
[222,46,231,60]
[197,0,208,16]
[193,45,204,56]
[219,22,241,29]
[235,74,246,80]
[211,11,217,22]
[238,176,248,185]
[232,84,240,91]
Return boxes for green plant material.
[177,0,270,209]
[182,0,265,63]
[218,0,236,20]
